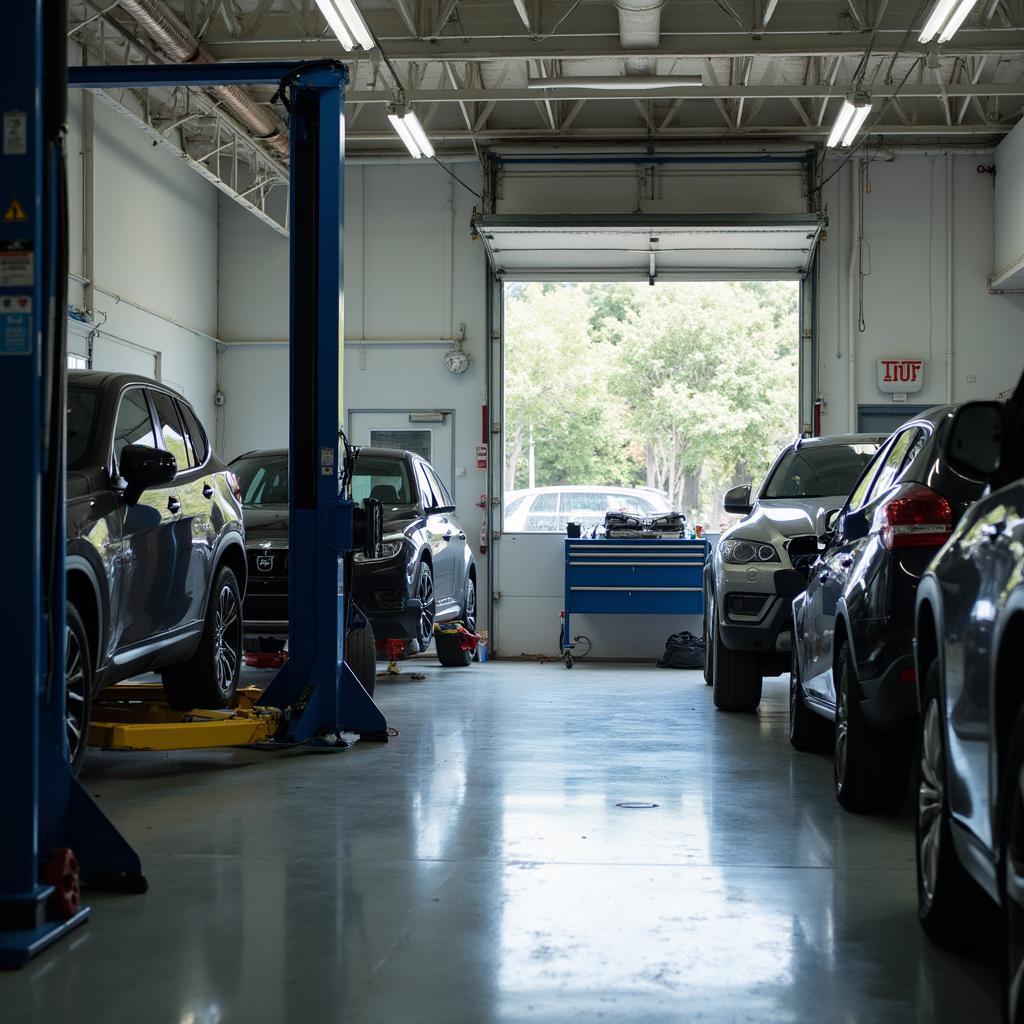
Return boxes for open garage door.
[474,213,824,282]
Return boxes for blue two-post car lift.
[1,0,382,967]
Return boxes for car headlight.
[720,539,779,564]
[354,538,404,562]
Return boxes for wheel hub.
[918,699,944,904]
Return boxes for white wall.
[217,159,491,615]
[66,84,219,428]
[994,120,1024,287]
[815,153,1024,432]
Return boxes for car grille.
[786,535,820,576]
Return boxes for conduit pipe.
[615,0,664,76]
[117,0,290,160]
[946,152,954,402]
[848,157,862,433]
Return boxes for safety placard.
[0,295,32,355]
[0,239,33,286]
[3,111,27,156]
[3,197,27,222]
[476,443,488,469]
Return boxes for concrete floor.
[3,661,998,1023]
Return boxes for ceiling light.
[314,0,374,50]
[511,0,532,29]
[826,95,872,149]
[527,75,703,91]
[918,0,976,42]
[387,104,434,159]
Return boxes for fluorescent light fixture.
[938,0,977,41]
[527,75,703,90]
[918,0,976,42]
[387,104,434,159]
[314,0,374,50]
[511,0,531,29]
[826,95,872,149]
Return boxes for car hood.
[721,498,842,545]
[243,504,420,544]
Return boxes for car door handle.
[442,531,453,542]
[202,483,214,499]
[167,497,181,515]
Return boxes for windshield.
[67,384,99,471]
[761,443,880,500]
[352,455,415,505]
[232,453,289,507]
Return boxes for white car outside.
[503,485,673,533]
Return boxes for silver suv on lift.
[703,432,887,712]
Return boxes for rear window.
[232,453,289,507]
[761,443,881,500]
[67,384,99,471]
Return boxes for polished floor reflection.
[2,662,998,1022]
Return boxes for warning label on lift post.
[3,197,28,222]
[0,295,32,355]
[0,239,33,287]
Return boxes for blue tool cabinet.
[560,536,708,667]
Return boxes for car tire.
[833,640,912,813]
[999,707,1024,1023]
[346,617,377,697]
[438,577,475,668]
[414,561,436,652]
[702,591,714,687]
[65,603,92,777]
[789,645,832,753]
[162,566,243,711]
[916,660,991,949]
[711,609,762,712]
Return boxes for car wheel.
[1001,708,1024,1024]
[162,566,243,711]
[65,603,92,777]
[438,577,475,668]
[916,661,990,948]
[461,575,477,635]
[789,645,832,752]
[346,617,377,697]
[711,608,762,712]
[415,562,436,650]
[702,590,714,687]
[833,640,912,813]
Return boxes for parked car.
[231,446,477,667]
[65,371,247,773]
[704,433,887,712]
[503,485,672,533]
[790,407,986,813]
[912,377,1024,1021]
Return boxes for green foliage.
[504,280,799,527]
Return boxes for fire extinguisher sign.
[476,444,488,469]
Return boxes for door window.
[426,466,454,509]
[149,390,190,473]
[866,428,920,503]
[846,441,891,512]
[414,463,439,509]
[178,401,209,466]
[112,388,158,468]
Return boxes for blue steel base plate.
[0,907,90,969]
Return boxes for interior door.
[348,409,455,495]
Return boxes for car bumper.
[858,648,918,730]
[351,555,422,640]
[717,566,806,654]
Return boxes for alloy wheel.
[418,569,436,645]
[464,580,477,634]
[789,649,800,737]
[213,585,241,697]
[65,625,87,766]
[1007,760,1024,1024]
[835,673,849,787]
[917,699,944,905]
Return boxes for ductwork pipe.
[118,0,289,161]
[615,0,663,76]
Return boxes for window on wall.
[502,281,800,534]
[68,353,89,369]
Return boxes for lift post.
[1,0,144,969]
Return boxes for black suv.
[913,373,1024,1021]
[231,446,477,665]
[65,371,247,771]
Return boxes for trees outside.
[503,280,798,529]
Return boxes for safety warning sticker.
[0,295,32,356]
[3,197,28,222]
[3,112,27,156]
[0,240,33,287]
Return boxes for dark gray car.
[912,371,1024,1022]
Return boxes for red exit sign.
[877,358,925,393]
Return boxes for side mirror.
[119,444,176,506]
[815,507,841,539]
[946,401,1003,480]
[839,508,870,542]
[723,484,753,516]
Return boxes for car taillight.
[875,485,952,550]
[227,472,242,502]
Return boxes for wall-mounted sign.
[877,358,925,394]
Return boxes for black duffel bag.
[657,630,705,669]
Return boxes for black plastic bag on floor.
[657,630,705,669]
